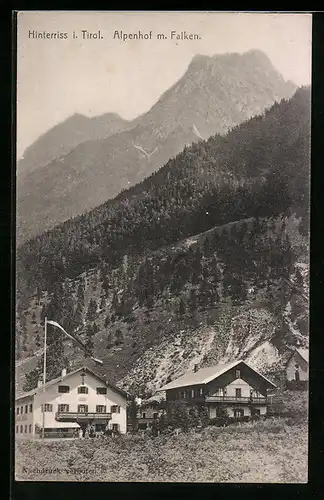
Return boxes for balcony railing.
[55,411,111,422]
[205,396,267,404]
[138,417,159,424]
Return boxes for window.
[41,404,53,412]
[25,404,28,413]
[191,389,195,398]
[20,425,23,433]
[111,405,120,413]
[235,388,242,399]
[252,409,261,416]
[24,425,27,433]
[16,426,18,433]
[58,385,70,393]
[252,390,263,399]
[199,388,203,396]
[215,388,224,397]
[234,408,244,418]
[142,412,146,419]
[78,386,88,394]
[20,406,23,414]
[96,387,107,395]
[17,407,19,415]
[96,405,106,413]
[29,403,33,412]
[112,423,119,431]
[78,405,88,413]
[235,370,241,379]
[58,404,69,412]
[29,424,32,433]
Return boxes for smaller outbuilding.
[285,348,309,383]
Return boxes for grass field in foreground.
[15,417,308,483]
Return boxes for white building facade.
[207,378,268,418]
[15,366,128,438]
[159,360,277,420]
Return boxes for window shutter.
[78,386,88,394]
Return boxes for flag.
[46,320,103,365]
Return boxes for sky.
[17,11,312,158]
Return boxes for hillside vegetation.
[17,87,310,294]
[15,416,308,483]
[16,88,310,396]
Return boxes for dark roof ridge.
[15,365,129,401]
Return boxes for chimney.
[61,368,67,378]
[194,364,199,373]
[37,380,43,388]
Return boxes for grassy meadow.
[15,417,308,483]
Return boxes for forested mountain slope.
[16,87,310,396]
[17,87,310,296]
[16,213,308,396]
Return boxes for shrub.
[15,416,308,483]
[286,380,308,391]
[209,417,230,427]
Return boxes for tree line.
[17,87,310,303]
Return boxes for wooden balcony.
[138,417,158,425]
[55,411,111,422]
[205,396,267,404]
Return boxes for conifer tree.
[77,283,85,306]
[87,298,97,321]
[73,302,83,329]
[189,289,197,313]
[111,291,119,311]
[178,297,186,316]
[295,267,303,288]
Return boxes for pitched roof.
[296,348,309,363]
[157,359,276,391]
[287,347,309,366]
[141,393,166,407]
[15,366,128,401]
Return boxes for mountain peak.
[18,111,130,181]
[188,49,273,70]
[64,113,89,124]
[91,111,128,123]
[190,53,210,64]
[245,48,271,60]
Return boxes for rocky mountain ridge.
[18,112,130,177]
[17,50,296,242]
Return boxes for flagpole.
[42,316,47,441]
